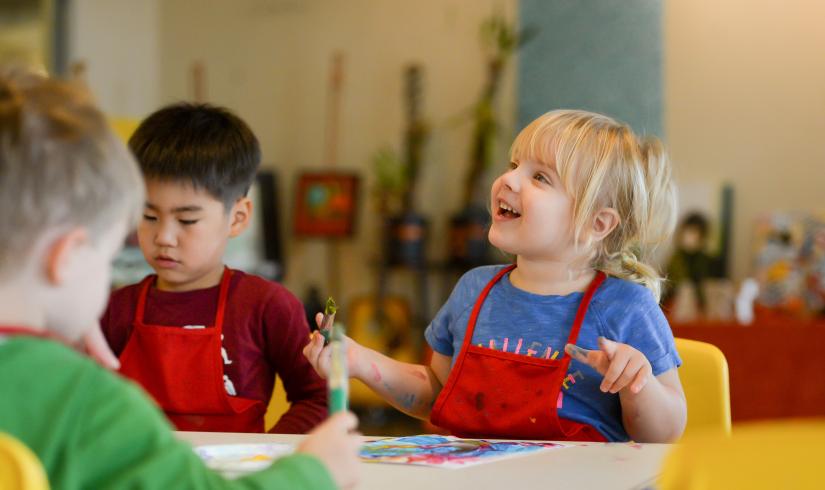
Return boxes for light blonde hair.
[0,67,144,277]
[510,110,677,301]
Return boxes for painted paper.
[195,443,293,479]
[359,435,568,468]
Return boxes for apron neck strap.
[135,274,157,325]
[213,268,232,331]
[462,264,516,350]
[563,271,607,350]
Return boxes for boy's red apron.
[119,268,265,432]
[430,265,608,441]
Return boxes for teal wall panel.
[518,0,663,136]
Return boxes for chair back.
[0,433,49,490]
[108,117,140,143]
[265,376,290,430]
[660,419,824,489]
[675,337,732,437]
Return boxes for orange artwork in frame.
[293,172,359,237]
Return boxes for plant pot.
[385,212,428,267]
[448,205,491,268]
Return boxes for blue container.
[386,212,428,267]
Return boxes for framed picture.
[293,172,359,237]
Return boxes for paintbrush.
[320,296,337,346]
[327,322,349,413]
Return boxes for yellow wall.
[69,0,161,117]
[665,0,825,281]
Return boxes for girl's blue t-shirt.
[424,265,682,442]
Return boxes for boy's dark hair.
[129,103,261,208]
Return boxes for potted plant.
[374,64,430,267]
[449,14,535,268]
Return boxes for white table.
[176,431,670,489]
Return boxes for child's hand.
[78,324,120,370]
[564,337,652,394]
[303,313,363,380]
[296,411,361,490]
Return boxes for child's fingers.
[597,336,619,360]
[600,351,631,393]
[302,334,317,358]
[83,325,121,370]
[565,343,609,374]
[315,312,324,329]
[608,356,645,394]
[306,331,333,375]
[316,346,332,378]
[629,364,653,394]
[303,332,328,375]
[327,411,359,432]
[301,335,316,363]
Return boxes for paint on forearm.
[370,362,382,383]
[399,393,416,410]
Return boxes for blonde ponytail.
[595,136,676,302]
[603,249,666,302]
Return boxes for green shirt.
[0,335,337,490]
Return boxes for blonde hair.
[510,110,676,301]
[0,67,144,277]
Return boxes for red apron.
[119,268,265,432]
[430,265,608,442]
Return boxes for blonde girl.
[305,110,686,442]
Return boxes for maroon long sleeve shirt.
[101,269,327,434]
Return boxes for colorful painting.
[195,443,293,479]
[294,172,359,237]
[359,435,568,468]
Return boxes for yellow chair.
[108,117,141,144]
[659,419,824,489]
[264,375,290,431]
[674,338,731,438]
[0,433,49,490]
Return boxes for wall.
[665,0,825,281]
[68,0,160,117]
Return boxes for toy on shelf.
[751,211,825,317]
